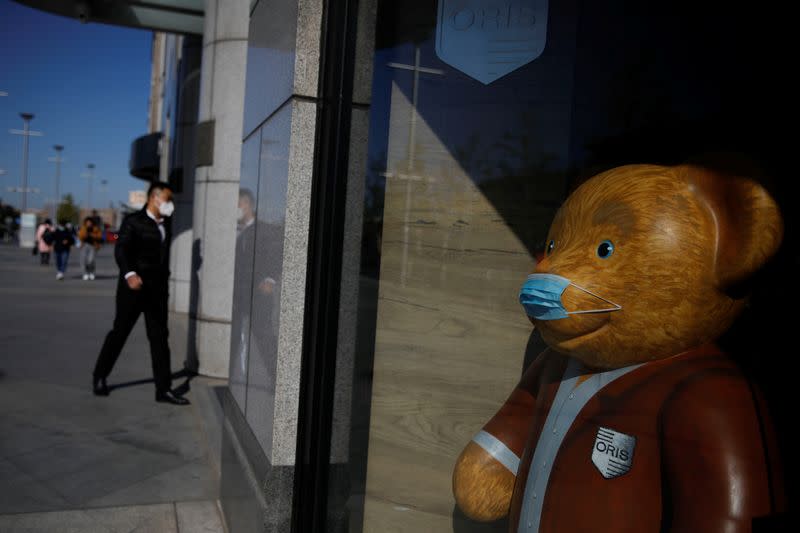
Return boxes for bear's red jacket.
[482,345,784,532]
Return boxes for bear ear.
[680,163,784,289]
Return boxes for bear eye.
[547,240,555,255]
[597,240,614,259]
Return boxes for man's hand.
[127,274,144,290]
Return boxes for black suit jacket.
[115,208,172,281]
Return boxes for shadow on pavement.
[108,367,199,396]
[67,274,117,280]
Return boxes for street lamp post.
[49,145,64,221]
[9,113,43,212]
[99,179,108,208]
[82,163,95,212]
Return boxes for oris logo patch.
[591,427,636,479]
[435,0,549,84]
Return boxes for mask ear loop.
[565,282,622,315]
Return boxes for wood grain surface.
[362,127,562,530]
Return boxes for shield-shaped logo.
[435,0,549,85]
[592,427,636,479]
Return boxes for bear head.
[528,162,783,369]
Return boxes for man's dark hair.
[239,188,255,206]
[84,216,94,224]
[147,181,173,199]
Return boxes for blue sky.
[0,0,152,212]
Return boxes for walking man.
[92,182,188,405]
[78,216,103,280]
[53,220,75,280]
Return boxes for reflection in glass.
[243,0,300,135]
[229,130,262,412]
[358,17,573,533]
[330,0,796,531]
[245,106,291,456]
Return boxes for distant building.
[128,190,146,209]
[32,206,52,222]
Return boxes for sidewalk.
[0,243,227,532]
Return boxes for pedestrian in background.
[92,182,188,405]
[78,216,103,280]
[35,218,54,266]
[53,219,75,280]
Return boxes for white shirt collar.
[237,217,255,236]
[145,208,163,224]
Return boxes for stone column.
[169,36,202,316]
[190,0,250,377]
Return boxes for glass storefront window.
[328,1,795,531]
[229,129,262,412]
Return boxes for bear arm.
[453,354,544,521]
[453,440,516,522]
[660,370,776,532]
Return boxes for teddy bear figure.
[453,163,785,532]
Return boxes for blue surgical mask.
[519,273,622,320]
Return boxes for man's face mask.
[519,273,622,320]
[158,197,175,217]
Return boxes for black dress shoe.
[93,376,110,396]
[155,390,190,405]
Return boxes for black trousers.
[94,275,171,392]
